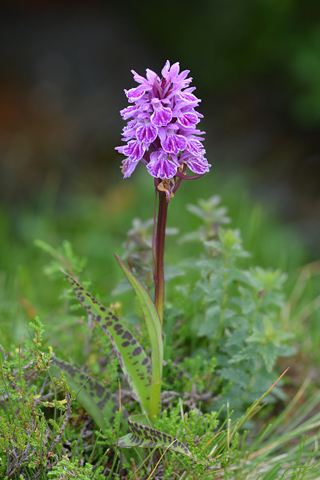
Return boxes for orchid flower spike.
[115,61,211,181]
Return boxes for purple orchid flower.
[115,60,211,179]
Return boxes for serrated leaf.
[198,305,221,338]
[118,414,192,457]
[203,289,223,303]
[262,343,278,372]
[49,356,129,433]
[225,326,248,347]
[228,345,255,363]
[164,264,185,282]
[186,203,208,220]
[115,254,163,419]
[219,367,251,388]
[277,344,297,357]
[62,271,152,411]
[228,269,256,286]
[203,240,222,251]
[179,231,202,243]
[263,317,274,337]
[246,332,266,344]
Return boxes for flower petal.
[186,138,205,156]
[136,121,158,144]
[162,132,187,155]
[180,152,211,174]
[120,105,140,120]
[150,99,173,127]
[121,158,140,178]
[123,140,145,161]
[147,150,177,179]
[177,112,199,128]
[125,85,148,102]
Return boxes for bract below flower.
[115,60,211,179]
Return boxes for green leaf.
[263,317,274,338]
[225,326,248,346]
[118,414,192,457]
[164,264,185,282]
[261,463,282,480]
[62,271,152,412]
[49,356,129,433]
[198,305,221,338]
[115,254,163,419]
[228,345,257,363]
[219,367,251,388]
[246,332,266,344]
[261,343,278,372]
[179,230,203,243]
[203,240,222,251]
[35,239,87,277]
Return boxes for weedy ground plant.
[1,61,320,479]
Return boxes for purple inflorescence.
[115,60,211,179]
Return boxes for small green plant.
[48,458,105,480]
[169,196,296,415]
[0,319,74,478]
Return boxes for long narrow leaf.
[62,271,151,411]
[115,254,163,419]
[118,414,192,457]
[49,356,129,433]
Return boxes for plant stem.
[154,189,169,324]
[212,249,229,353]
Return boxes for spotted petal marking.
[118,414,192,457]
[62,271,152,409]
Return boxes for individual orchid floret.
[115,60,211,180]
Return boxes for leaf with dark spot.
[118,414,192,457]
[49,356,129,433]
[61,270,152,411]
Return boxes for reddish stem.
[154,188,169,324]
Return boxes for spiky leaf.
[62,271,152,410]
[118,414,192,457]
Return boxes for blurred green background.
[1,0,320,247]
[0,0,320,349]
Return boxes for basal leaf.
[49,356,129,433]
[219,367,251,388]
[62,271,152,411]
[118,414,192,457]
[115,254,163,419]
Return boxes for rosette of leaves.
[55,259,191,457]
